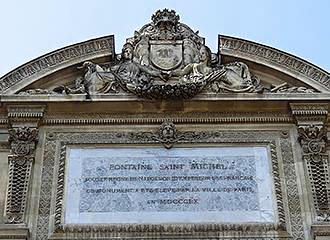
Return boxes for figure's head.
[199,46,212,65]
[122,43,134,60]
[159,122,176,140]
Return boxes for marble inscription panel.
[64,146,276,224]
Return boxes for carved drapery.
[291,103,330,222]
[5,105,45,224]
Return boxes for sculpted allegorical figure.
[169,44,258,92]
[63,43,167,95]
[170,45,214,82]
[219,62,254,91]
[52,61,109,97]
[114,43,165,87]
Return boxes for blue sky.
[0,0,329,77]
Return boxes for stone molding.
[42,112,293,125]
[311,224,330,239]
[34,126,305,239]
[290,103,329,116]
[0,36,114,94]
[219,35,330,92]
[4,105,45,224]
[0,227,29,239]
[0,111,296,127]
[3,93,330,102]
[290,103,330,222]
[7,105,46,120]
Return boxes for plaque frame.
[64,145,276,224]
[35,127,304,239]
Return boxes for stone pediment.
[0,9,329,100]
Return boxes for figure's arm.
[139,65,166,81]
[109,64,119,73]
[171,64,193,77]
[139,65,159,76]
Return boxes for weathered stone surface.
[0,7,329,240]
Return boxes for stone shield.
[150,41,183,70]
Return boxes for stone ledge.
[0,226,29,240]
[2,93,330,102]
[312,224,330,239]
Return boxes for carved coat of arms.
[149,40,183,71]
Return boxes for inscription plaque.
[64,146,276,224]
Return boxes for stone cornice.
[0,35,114,95]
[2,93,330,102]
[290,103,328,116]
[290,103,328,125]
[0,226,29,239]
[7,104,46,128]
[219,35,330,92]
[311,224,330,238]
[42,112,293,125]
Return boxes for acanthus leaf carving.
[298,124,327,158]
[8,126,38,156]
[129,121,206,149]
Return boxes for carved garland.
[34,125,304,239]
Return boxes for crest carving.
[19,9,316,98]
[36,9,264,99]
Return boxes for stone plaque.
[64,146,276,224]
